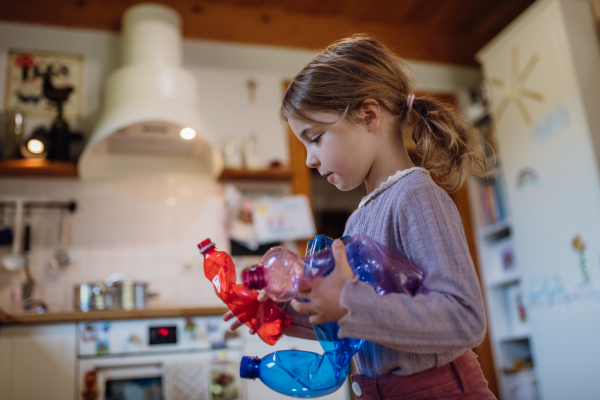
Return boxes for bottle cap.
[239,356,260,380]
[241,265,266,290]
[197,239,215,254]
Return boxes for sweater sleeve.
[337,181,487,353]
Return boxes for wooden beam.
[0,0,487,65]
[449,184,499,399]
[284,80,313,254]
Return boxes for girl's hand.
[223,291,282,335]
[290,239,354,325]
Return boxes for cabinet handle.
[95,362,162,371]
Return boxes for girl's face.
[288,111,379,191]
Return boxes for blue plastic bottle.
[239,234,425,397]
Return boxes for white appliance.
[78,3,222,180]
[476,0,600,399]
[77,317,243,400]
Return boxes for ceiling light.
[180,127,196,140]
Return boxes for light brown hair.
[280,35,490,192]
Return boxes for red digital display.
[149,326,177,345]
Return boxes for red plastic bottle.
[198,239,290,346]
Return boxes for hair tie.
[407,94,415,112]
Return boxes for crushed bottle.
[198,238,290,346]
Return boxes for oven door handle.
[95,362,163,372]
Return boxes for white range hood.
[78,3,222,180]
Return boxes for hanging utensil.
[22,224,35,300]
[0,204,13,246]
[1,199,25,271]
[50,208,73,269]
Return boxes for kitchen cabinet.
[476,0,600,399]
[0,323,77,400]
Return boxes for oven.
[77,317,243,400]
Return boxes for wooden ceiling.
[0,0,535,66]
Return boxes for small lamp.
[20,128,50,159]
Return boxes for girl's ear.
[359,99,381,131]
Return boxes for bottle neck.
[239,356,261,380]
[242,265,266,290]
[197,240,215,255]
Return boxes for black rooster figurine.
[34,65,81,160]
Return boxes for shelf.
[0,159,78,178]
[218,167,293,181]
[486,270,521,289]
[479,218,511,240]
[0,306,229,324]
[497,331,531,343]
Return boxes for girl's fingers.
[309,314,325,326]
[223,310,235,321]
[229,319,243,331]
[257,291,269,302]
[331,240,348,269]
[290,298,314,314]
[331,239,354,280]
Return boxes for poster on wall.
[253,195,316,244]
[4,49,83,120]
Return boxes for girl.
[225,35,496,399]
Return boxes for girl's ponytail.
[408,96,490,192]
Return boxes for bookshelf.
[466,110,539,400]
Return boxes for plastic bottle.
[198,239,291,346]
[242,233,424,302]
[240,349,348,398]
[239,234,425,397]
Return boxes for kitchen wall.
[0,21,483,311]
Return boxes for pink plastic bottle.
[198,239,290,346]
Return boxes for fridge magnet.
[516,167,539,190]
[531,104,569,141]
[506,284,528,333]
[501,244,516,272]
[184,317,198,339]
[4,49,83,120]
[572,235,591,285]
[489,47,544,126]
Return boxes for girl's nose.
[306,152,319,169]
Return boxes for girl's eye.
[310,135,321,144]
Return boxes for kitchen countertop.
[0,306,229,325]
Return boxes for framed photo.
[4,49,83,120]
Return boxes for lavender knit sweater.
[282,169,486,377]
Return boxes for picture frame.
[4,49,83,120]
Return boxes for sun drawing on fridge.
[489,47,544,126]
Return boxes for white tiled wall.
[0,176,229,311]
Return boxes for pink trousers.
[350,350,497,400]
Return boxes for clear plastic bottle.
[198,239,290,346]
